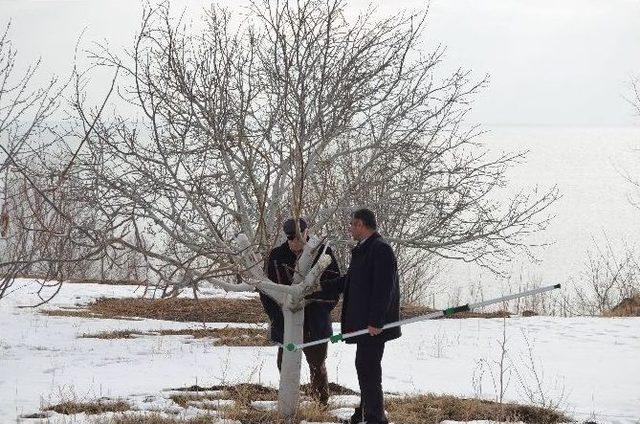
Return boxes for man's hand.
[368,326,383,336]
[304,289,325,300]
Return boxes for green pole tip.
[329,333,343,343]
[285,343,296,352]
[444,304,470,316]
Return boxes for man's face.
[287,228,307,253]
[350,218,364,240]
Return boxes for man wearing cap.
[259,217,340,405]
[319,208,401,424]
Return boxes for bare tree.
[0,0,557,417]
[0,21,74,300]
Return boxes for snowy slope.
[1,280,638,423]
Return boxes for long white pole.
[284,283,561,352]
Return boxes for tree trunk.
[277,306,304,419]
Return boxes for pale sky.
[1,0,640,127]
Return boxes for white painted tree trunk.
[231,234,331,419]
[276,243,331,419]
[277,306,305,418]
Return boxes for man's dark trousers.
[277,343,329,405]
[350,338,387,423]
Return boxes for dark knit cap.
[282,218,307,237]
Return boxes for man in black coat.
[320,208,401,424]
[259,218,340,405]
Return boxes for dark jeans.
[277,343,329,405]
[350,339,387,423]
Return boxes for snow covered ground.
[1,280,639,423]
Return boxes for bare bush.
[570,237,639,316]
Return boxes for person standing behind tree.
[320,208,401,424]
[259,217,340,405]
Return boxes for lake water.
[439,125,640,304]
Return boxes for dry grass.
[168,383,335,423]
[446,309,511,319]
[98,414,217,424]
[167,382,353,423]
[399,304,512,319]
[302,382,357,396]
[220,402,335,424]
[79,327,271,346]
[65,383,571,424]
[169,383,279,407]
[41,308,144,321]
[51,297,268,323]
[328,301,436,322]
[168,392,227,408]
[169,382,356,404]
[387,394,569,424]
[19,412,50,419]
[44,296,510,324]
[80,330,141,339]
[45,399,131,415]
[169,390,567,424]
[96,408,330,424]
[605,295,640,317]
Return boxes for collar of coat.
[352,231,381,253]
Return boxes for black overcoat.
[321,232,401,344]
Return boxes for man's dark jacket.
[321,232,401,344]
[259,241,340,344]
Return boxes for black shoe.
[342,421,388,424]
[341,407,363,423]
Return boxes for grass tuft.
[169,383,278,407]
[79,327,271,346]
[387,394,569,424]
[97,413,217,424]
[45,399,131,415]
[219,401,335,424]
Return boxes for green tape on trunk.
[329,333,343,343]
[285,343,296,352]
